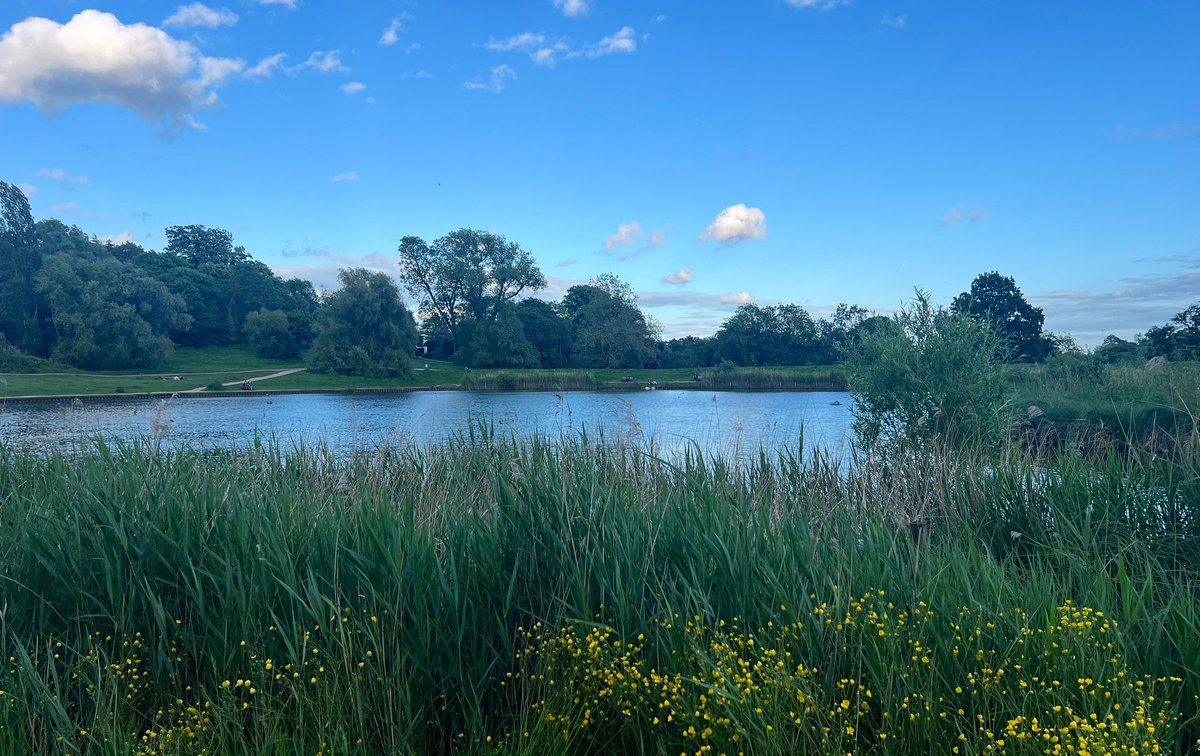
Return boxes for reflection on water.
[0,390,855,460]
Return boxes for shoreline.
[0,383,849,404]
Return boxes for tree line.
[1,180,1196,376]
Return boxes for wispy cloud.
[330,171,359,182]
[786,0,849,9]
[380,13,414,46]
[464,65,517,94]
[557,258,578,268]
[36,167,89,185]
[881,14,906,29]
[302,50,348,74]
[340,81,366,95]
[253,0,297,9]
[164,3,238,29]
[245,53,287,79]
[485,27,638,68]
[700,204,767,245]
[941,204,991,227]
[1035,267,1200,345]
[552,0,591,18]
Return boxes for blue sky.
[1,0,1197,344]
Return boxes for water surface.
[0,390,855,459]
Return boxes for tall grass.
[0,433,1195,753]
[699,366,847,391]
[460,369,598,391]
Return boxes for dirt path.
[183,367,307,393]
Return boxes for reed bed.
[0,433,1196,754]
[699,366,848,391]
[459,370,598,391]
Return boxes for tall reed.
[0,432,1194,753]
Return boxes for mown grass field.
[0,432,1196,754]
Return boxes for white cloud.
[464,65,517,94]
[303,50,347,74]
[881,14,906,29]
[553,0,591,17]
[720,291,755,305]
[662,268,694,286]
[941,204,991,227]
[605,220,643,249]
[16,183,37,197]
[330,171,359,182]
[647,227,669,247]
[244,53,287,79]
[486,32,567,67]
[786,0,849,9]
[380,14,413,46]
[36,168,89,185]
[487,28,638,67]
[163,3,238,29]
[254,0,297,9]
[49,202,77,214]
[569,26,637,59]
[99,231,136,245]
[700,204,767,245]
[340,81,366,95]
[0,10,243,130]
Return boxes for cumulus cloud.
[464,65,517,94]
[36,168,89,185]
[662,268,694,286]
[330,171,359,182]
[99,231,136,245]
[700,204,768,245]
[720,291,755,305]
[163,3,238,29]
[0,10,243,130]
[941,204,991,227]
[244,53,287,79]
[341,81,366,95]
[553,0,591,17]
[605,220,642,249]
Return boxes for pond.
[0,390,856,459]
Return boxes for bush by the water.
[0,432,1195,754]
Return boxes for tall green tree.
[164,225,249,268]
[36,252,191,370]
[396,229,546,352]
[515,298,571,368]
[563,275,657,368]
[0,181,49,355]
[456,301,539,368]
[243,309,298,359]
[951,271,1052,363]
[308,268,417,377]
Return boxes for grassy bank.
[1012,361,1199,456]
[0,434,1196,754]
[1,352,847,398]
